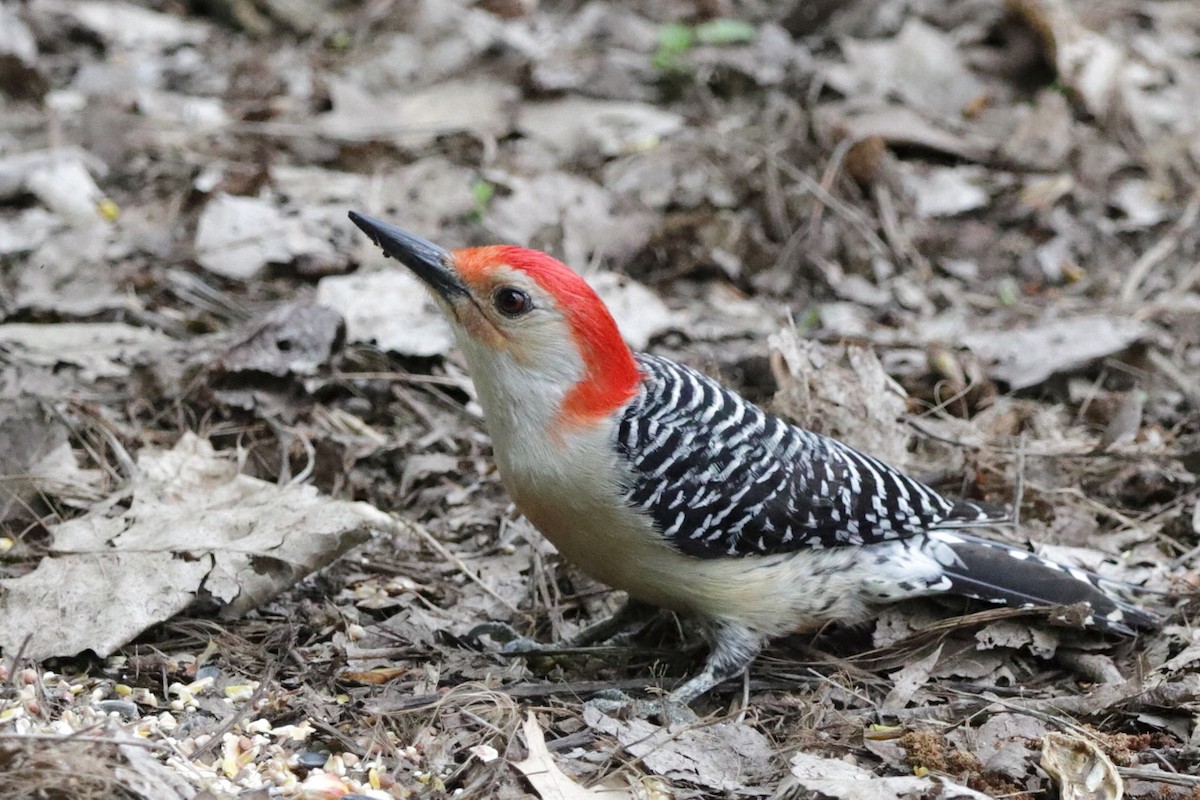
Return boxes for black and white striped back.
[614,354,997,558]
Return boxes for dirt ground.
[1,1,1199,798]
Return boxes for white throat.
[455,332,576,451]
[453,325,630,511]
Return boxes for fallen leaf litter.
[2,0,1200,798]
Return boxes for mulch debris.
[1,0,1199,797]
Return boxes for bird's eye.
[493,287,533,317]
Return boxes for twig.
[188,670,274,761]
[772,158,892,261]
[874,183,932,278]
[485,644,683,659]
[333,370,470,389]
[544,729,595,752]
[805,667,874,707]
[762,147,791,241]
[881,673,1182,724]
[736,670,751,725]
[370,675,826,714]
[1119,191,1200,302]
[0,732,172,752]
[1118,766,1200,788]
[1012,434,1026,535]
[906,417,1186,460]
[397,517,525,618]
[1168,541,1200,570]
[3,634,33,690]
[1146,349,1200,409]
[371,679,655,713]
[807,136,853,234]
[948,689,1097,739]
[55,403,136,486]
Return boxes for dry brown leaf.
[1011,0,1143,119]
[316,271,454,357]
[340,667,409,685]
[485,171,655,269]
[0,322,173,383]
[960,316,1144,391]
[769,332,911,467]
[882,644,942,712]
[777,750,992,800]
[586,272,677,350]
[0,433,389,659]
[113,736,197,800]
[215,303,343,379]
[512,712,616,800]
[833,19,986,119]
[518,98,682,161]
[1040,732,1124,800]
[818,105,994,163]
[194,193,291,280]
[975,620,1059,659]
[960,713,1044,782]
[48,0,208,50]
[0,148,106,202]
[901,165,990,219]
[0,400,71,521]
[583,705,772,794]
[319,78,516,147]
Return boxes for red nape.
[456,245,642,425]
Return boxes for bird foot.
[464,622,542,654]
[585,689,697,728]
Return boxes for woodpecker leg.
[668,619,764,706]
[464,622,541,653]
[466,598,653,654]
[586,619,764,727]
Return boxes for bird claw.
[586,687,634,710]
[585,689,697,728]
[464,622,541,653]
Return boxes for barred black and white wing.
[615,355,1158,634]
[614,354,999,558]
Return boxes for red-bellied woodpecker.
[349,211,1157,707]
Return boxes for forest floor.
[1,0,1199,798]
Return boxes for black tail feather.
[930,530,1161,635]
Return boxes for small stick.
[398,517,524,618]
[1119,191,1200,303]
[0,732,172,752]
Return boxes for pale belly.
[507,476,881,636]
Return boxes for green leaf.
[652,23,693,73]
[471,179,495,219]
[694,18,756,46]
[998,277,1019,306]
[658,23,694,55]
[797,307,822,334]
[326,29,352,52]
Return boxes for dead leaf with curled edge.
[0,433,390,660]
[770,332,911,468]
[583,704,773,794]
[960,315,1144,391]
[1040,733,1123,800]
[780,749,992,800]
[882,644,942,712]
[512,712,620,800]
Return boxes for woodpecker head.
[348,212,641,435]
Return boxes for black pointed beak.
[348,211,468,301]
